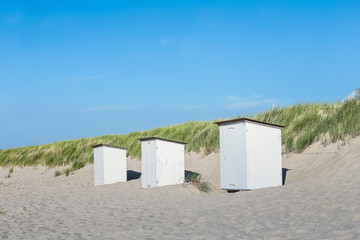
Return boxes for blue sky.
[1,0,359,149]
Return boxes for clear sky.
[1,0,359,149]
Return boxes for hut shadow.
[127,170,141,181]
[184,170,200,182]
[282,168,291,185]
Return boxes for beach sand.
[1,137,360,239]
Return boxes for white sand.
[1,137,360,239]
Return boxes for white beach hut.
[138,137,186,188]
[214,118,284,190]
[92,144,127,186]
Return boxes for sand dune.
[1,137,360,239]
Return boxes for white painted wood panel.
[220,122,247,190]
[141,140,157,188]
[140,138,185,188]
[94,147,104,186]
[93,145,127,186]
[246,122,282,189]
[103,147,127,184]
[216,118,283,190]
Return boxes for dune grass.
[256,97,360,153]
[54,170,61,177]
[0,92,359,172]
[185,172,211,193]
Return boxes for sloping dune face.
[1,137,360,239]
[185,136,360,191]
[283,136,360,185]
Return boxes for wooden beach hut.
[214,118,284,190]
[92,144,127,186]
[138,137,186,188]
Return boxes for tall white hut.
[92,144,127,186]
[214,118,284,190]
[138,137,186,188]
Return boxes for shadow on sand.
[184,170,200,182]
[282,168,291,185]
[127,170,141,181]
[127,169,290,186]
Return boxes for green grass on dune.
[0,121,220,173]
[0,93,359,173]
[256,97,360,152]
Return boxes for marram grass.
[0,96,359,172]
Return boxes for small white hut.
[214,118,284,190]
[138,137,186,188]
[92,144,127,186]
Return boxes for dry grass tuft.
[65,168,70,177]
[185,172,211,193]
[54,170,61,177]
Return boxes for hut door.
[224,127,237,187]
[157,148,170,187]
[94,148,103,186]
